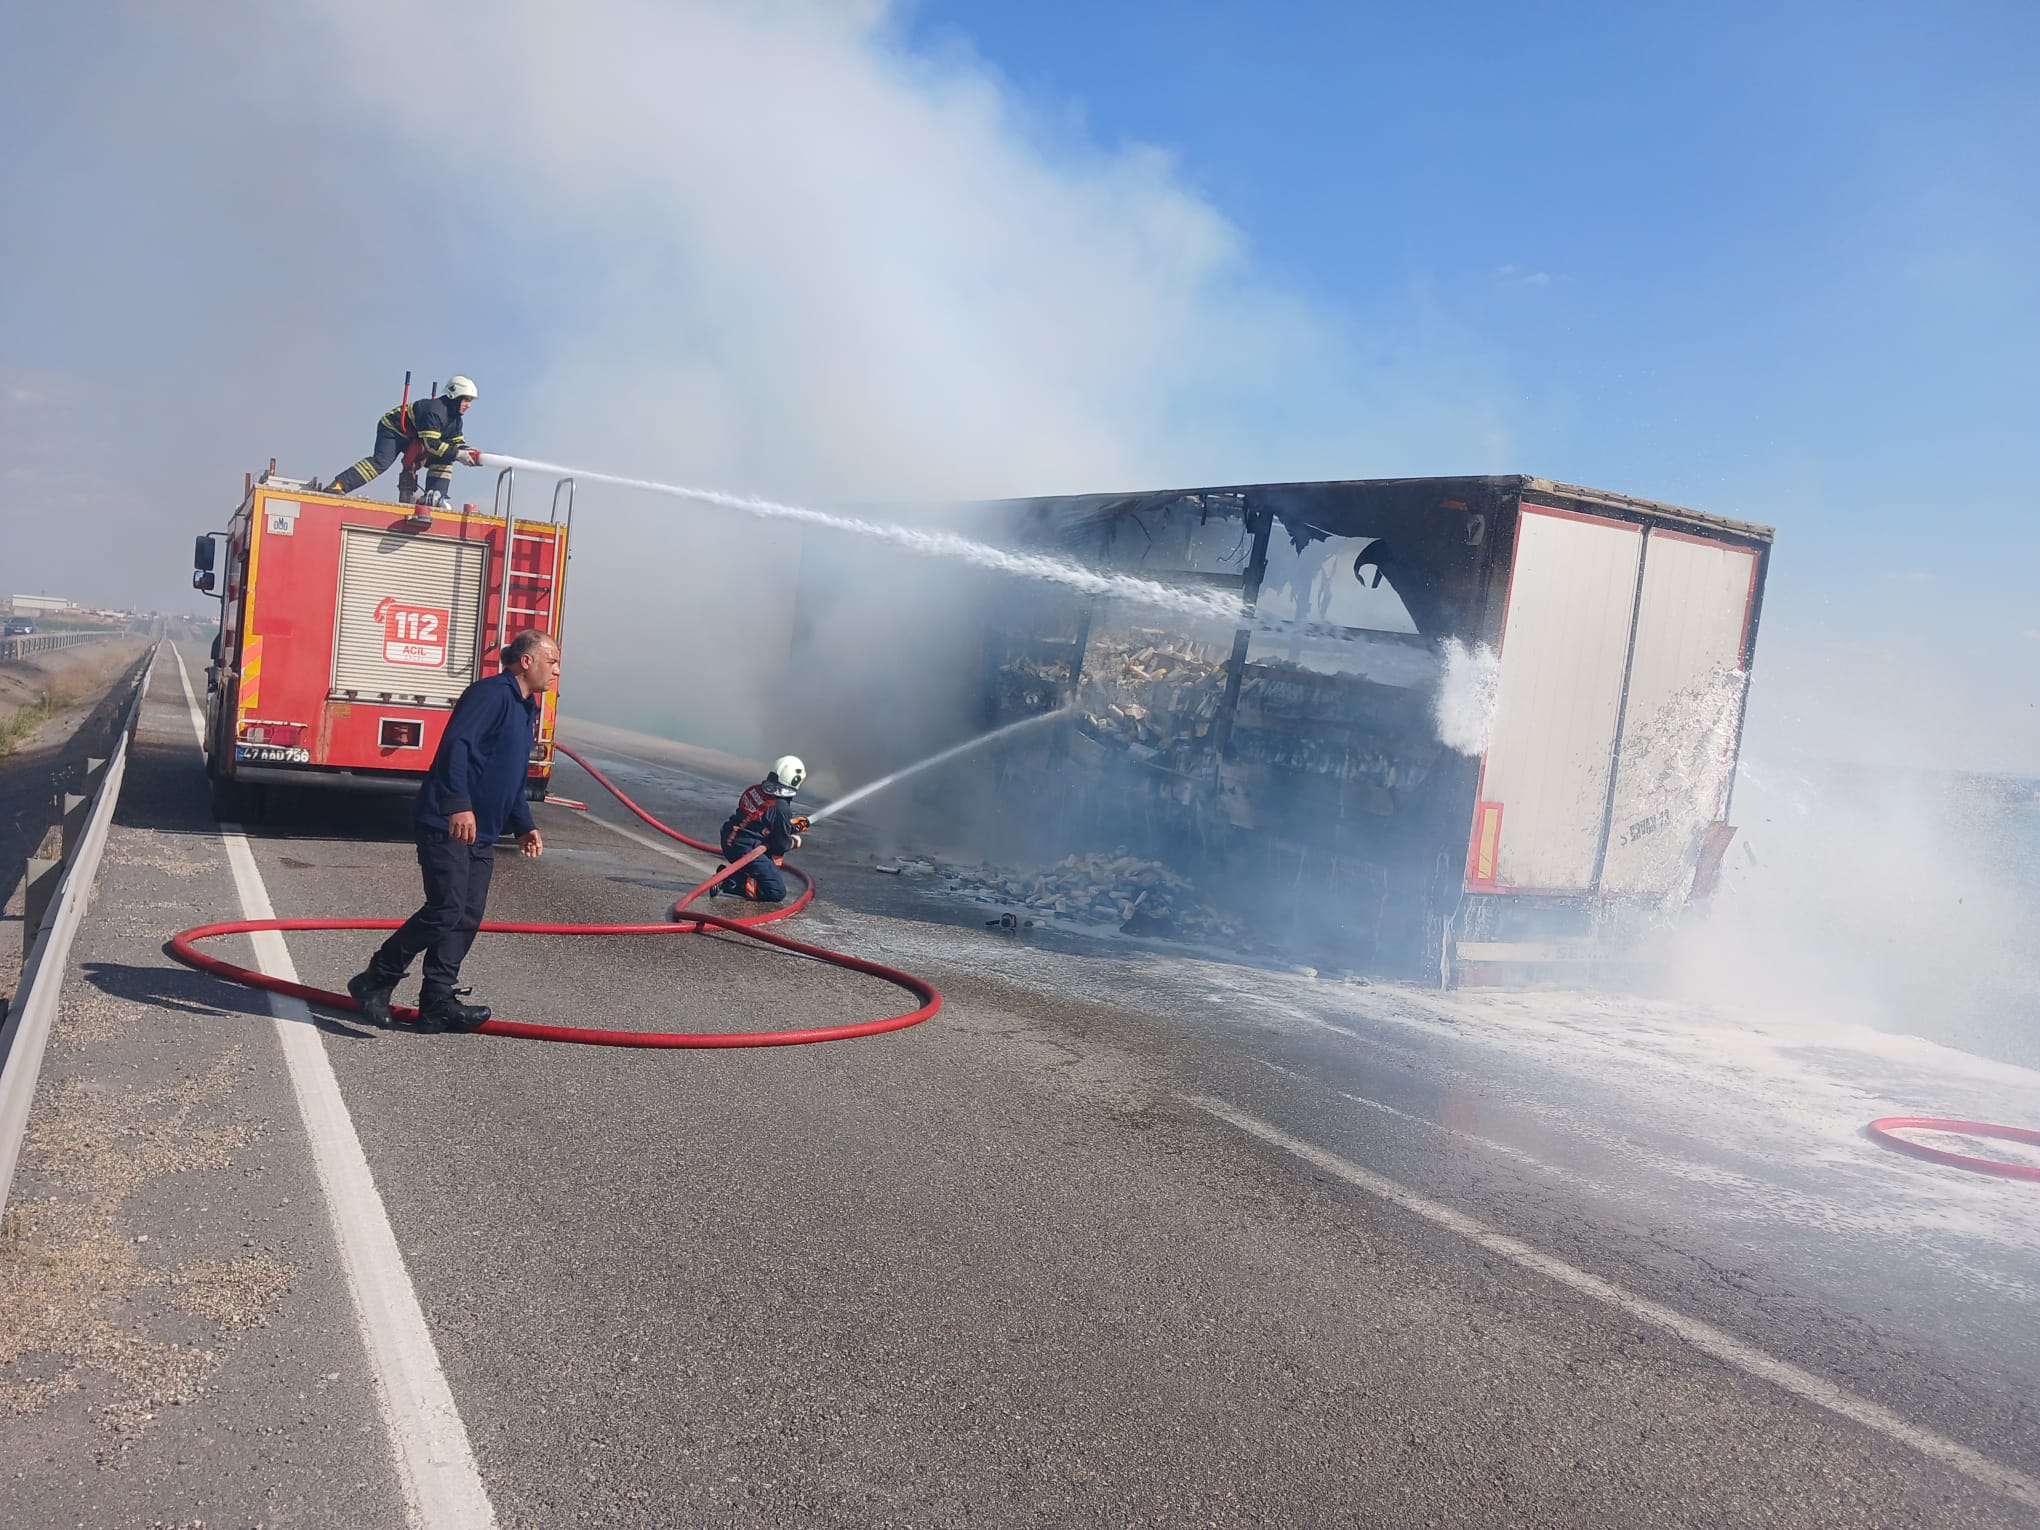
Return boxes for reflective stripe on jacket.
[721,781,795,859]
[378,393,467,465]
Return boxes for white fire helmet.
[443,375,479,402]
[768,755,807,796]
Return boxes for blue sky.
[2,1,2035,770]
[897,1,2040,770]
[899,2,2036,512]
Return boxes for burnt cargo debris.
[795,475,1773,987]
[932,849,1242,943]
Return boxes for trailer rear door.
[1596,530,1757,895]
[332,528,489,704]
[1476,506,1643,893]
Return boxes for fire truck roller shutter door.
[332,528,489,705]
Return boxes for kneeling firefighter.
[714,755,810,903]
[325,375,481,512]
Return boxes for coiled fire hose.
[169,745,941,1047]
[1864,1117,2040,1185]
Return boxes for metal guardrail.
[0,630,114,663]
[0,645,155,1213]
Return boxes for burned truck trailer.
[788,474,1770,986]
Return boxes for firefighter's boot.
[418,988,491,1032]
[345,970,396,1027]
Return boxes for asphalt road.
[6,642,2038,1528]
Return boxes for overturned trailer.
[797,475,1771,986]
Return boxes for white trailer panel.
[1598,530,1757,896]
[1476,507,1643,893]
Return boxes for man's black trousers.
[368,830,497,999]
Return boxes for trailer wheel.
[526,779,549,803]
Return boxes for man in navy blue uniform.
[347,629,561,1031]
[713,754,808,904]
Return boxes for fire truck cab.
[193,463,570,823]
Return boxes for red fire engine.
[192,462,571,822]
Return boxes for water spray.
[478,453,1248,628]
[807,706,1074,825]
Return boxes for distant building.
[7,594,76,615]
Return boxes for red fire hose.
[1864,1117,2040,1185]
[168,744,940,1047]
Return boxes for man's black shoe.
[346,970,396,1026]
[418,990,492,1032]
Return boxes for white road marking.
[564,796,721,874]
[1245,1057,1609,1193]
[1185,1095,2040,1513]
[170,646,496,1530]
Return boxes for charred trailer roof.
[991,472,1771,644]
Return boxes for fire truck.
[192,461,571,822]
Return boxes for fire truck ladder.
[487,469,573,782]
[486,470,574,670]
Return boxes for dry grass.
[0,637,148,757]
[0,689,60,756]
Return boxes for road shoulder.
[0,647,409,1529]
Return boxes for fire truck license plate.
[376,599,451,667]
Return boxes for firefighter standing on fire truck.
[322,375,482,512]
[713,756,810,903]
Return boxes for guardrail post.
[59,792,90,858]
[20,857,61,959]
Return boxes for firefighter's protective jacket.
[721,782,797,861]
[378,394,468,467]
